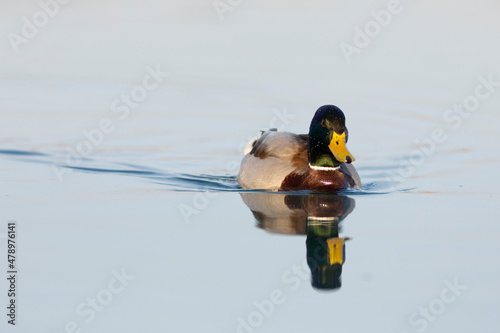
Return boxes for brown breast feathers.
[280,168,355,191]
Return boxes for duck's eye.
[336,141,339,145]
[321,119,326,127]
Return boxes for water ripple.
[0,149,46,156]
[0,148,403,194]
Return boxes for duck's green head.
[308,105,355,168]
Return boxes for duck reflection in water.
[240,193,355,291]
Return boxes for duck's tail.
[243,128,278,155]
[243,137,257,155]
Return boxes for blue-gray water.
[1,1,500,332]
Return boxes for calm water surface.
[1,89,499,332]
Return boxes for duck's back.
[238,131,308,190]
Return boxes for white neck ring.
[308,164,340,171]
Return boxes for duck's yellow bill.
[329,131,355,163]
[327,237,347,265]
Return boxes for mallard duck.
[238,105,361,191]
